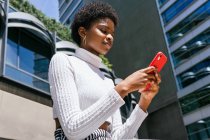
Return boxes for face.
[79,18,115,56]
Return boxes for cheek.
[88,33,103,45]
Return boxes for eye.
[100,28,108,34]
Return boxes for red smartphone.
[144,52,167,91]
[149,52,167,72]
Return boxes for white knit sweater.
[48,48,148,140]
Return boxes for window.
[9,7,16,13]
[59,0,72,12]
[166,1,210,45]
[158,0,169,7]
[187,116,210,140]
[162,0,195,24]
[179,85,210,115]
[60,0,83,23]
[4,27,51,94]
[65,2,83,26]
[0,3,5,37]
[172,28,210,66]
[178,58,210,88]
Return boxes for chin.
[101,50,109,55]
[98,48,110,55]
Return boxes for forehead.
[91,18,115,30]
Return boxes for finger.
[147,74,156,81]
[143,78,155,85]
[143,80,156,91]
[158,74,161,84]
[155,72,161,84]
[150,82,160,91]
[141,66,156,74]
[152,70,160,83]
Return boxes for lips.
[102,41,112,49]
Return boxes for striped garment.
[54,127,111,140]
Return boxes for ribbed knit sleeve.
[111,105,148,139]
[48,53,125,140]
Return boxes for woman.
[49,1,161,140]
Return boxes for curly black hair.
[71,1,119,46]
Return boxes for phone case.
[144,52,167,91]
[149,52,167,72]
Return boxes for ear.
[78,27,87,38]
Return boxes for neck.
[80,46,100,56]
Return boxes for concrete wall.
[0,80,54,140]
[85,0,188,139]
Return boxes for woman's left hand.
[138,71,161,112]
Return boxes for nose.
[106,34,113,42]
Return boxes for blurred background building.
[0,0,209,139]
[0,0,55,139]
[58,0,84,26]
[156,0,210,139]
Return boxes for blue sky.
[29,0,59,21]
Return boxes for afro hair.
[70,1,119,45]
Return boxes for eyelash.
[100,29,108,34]
[100,29,114,37]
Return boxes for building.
[0,1,57,139]
[156,0,210,139]
[58,0,84,26]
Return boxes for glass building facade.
[0,2,55,95]
[157,0,210,139]
[5,28,51,93]
[59,0,84,26]
[0,1,57,139]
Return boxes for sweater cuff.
[111,88,125,106]
[127,105,148,137]
[134,104,148,118]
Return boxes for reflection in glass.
[158,0,169,7]
[9,7,16,13]
[60,0,83,23]
[187,116,210,140]
[19,45,34,74]
[5,65,50,93]
[167,1,210,45]
[162,0,195,24]
[172,28,210,66]
[180,85,210,114]
[4,28,51,94]
[65,2,83,26]
[178,58,210,88]
[6,39,18,66]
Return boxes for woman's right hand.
[114,66,157,98]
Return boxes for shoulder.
[51,52,69,61]
[51,53,81,62]
[51,52,78,64]
[49,53,74,69]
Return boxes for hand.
[114,66,157,98]
[138,71,161,112]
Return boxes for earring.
[83,36,86,46]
